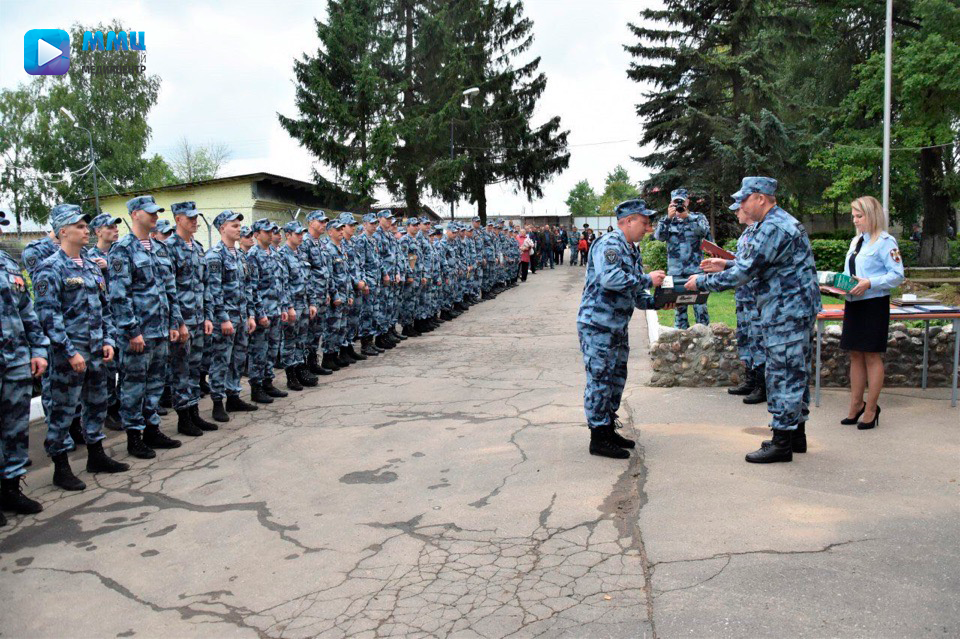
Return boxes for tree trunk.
[918,145,950,266]
[401,0,419,211]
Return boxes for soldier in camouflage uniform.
[374,212,400,350]
[165,202,218,436]
[578,200,667,459]
[687,177,821,463]
[338,213,367,362]
[35,205,129,492]
[654,188,711,329]
[323,218,354,366]
[302,211,333,376]
[355,213,383,356]
[203,211,258,423]
[277,221,319,390]
[246,219,290,401]
[0,209,48,525]
[88,213,123,430]
[416,218,437,332]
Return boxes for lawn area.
[657,291,840,328]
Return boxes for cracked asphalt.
[1,266,957,638]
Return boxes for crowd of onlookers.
[514,224,609,280]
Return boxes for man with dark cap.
[302,211,333,376]
[355,213,384,356]
[247,219,290,399]
[277,220,319,389]
[109,195,184,458]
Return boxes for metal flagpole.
[882,0,893,213]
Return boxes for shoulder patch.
[604,248,619,264]
[25,255,37,268]
[210,261,221,274]
[35,279,48,296]
[890,248,901,263]
[111,257,124,273]
[156,247,168,258]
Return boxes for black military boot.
[250,382,274,405]
[159,385,173,409]
[212,399,231,422]
[296,364,319,387]
[361,337,379,357]
[0,476,43,514]
[375,335,391,350]
[588,426,630,459]
[262,379,288,398]
[746,430,793,463]
[176,408,204,436]
[86,441,130,473]
[105,401,123,431]
[126,429,156,459]
[762,422,807,453]
[401,325,416,338]
[285,368,304,391]
[0,510,5,526]
[199,373,211,398]
[68,415,84,451]
[226,394,259,412]
[190,405,219,431]
[338,347,357,365]
[347,344,367,361]
[608,416,636,449]
[144,424,182,449]
[52,453,86,491]
[306,349,325,375]
[727,367,755,396]
[392,327,407,341]
[743,365,767,404]
[322,352,341,371]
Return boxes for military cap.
[486,220,494,227]
[49,203,90,234]
[376,210,394,220]
[171,201,200,217]
[430,226,443,236]
[361,212,378,224]
[306,210,328,223]
[252,219,277,233]
[728,200,741,211]
[338,212,358,226]
[494,221,503,229]
[213,210,244,230]
[283,220,305,234]
[328,219,346,230]
[671,188,689,201]
[731,176,778,202]
[153,219,175,235]
[89,213,122,231]
[126,195,164,214]
[405,217,420,226]
[471,216,481,223]
[615,199,656,219]
[240,225,253,238]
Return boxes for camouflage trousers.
[0,371,33,479]
[399,283,418,326]
[248,317,281,383]
[44,349,108,456]
[360,287,379,338]
[308,307,325,354]
[764,324,813,431]
[577,323,629,430]
[345,292,362,344]
[120,337,168,432]
[210,319,249,400]
[734,297,765,368]
[673,302,709,329]
[376,284,393,334]
[281,305,308,368]
[170,330,205,410]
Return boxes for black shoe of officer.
[250,382,274,405]
[336,350,354,367]
[322,352,341,371]
[190,405,219,431]
[348,344,367,361]
[746,430,793,463]
[608,417,636,449]
[761,422,807,453]
[296,364,319,387]
[159,385,173,409]
[0,510,5,526]
[52,453,86,491]
[176,408,204,436]
[262,379,288,398]
[727,367,756,396]
[588,426,630,459]
[105,402,123,431]
[144,424,182,449]
[68,415,83,452]
[86,441,130,473]
[375,335,393,350]
[392,327,407,341]
[285,368,304,391]
[1,476,43,514]
[361,337,379,357]
[199,373,211,397]
[226,394,259,412]
[156,405,168,417]
[306,349,326,375]
[742,365,767,404]
[402,325,416,338]
[126,429,156,459]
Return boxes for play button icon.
[24,29,71,75]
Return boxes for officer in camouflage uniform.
[687,177,821,463]
[654,188,711,329]
[416,218,437,332]
[374,212,399,350]
[165,201,218,436]
[35,205,129,492]
[247,219,290,401]
[323,218,354,366]
[355,213,383,356]
[277,221,318,390]
[109,195,184,459]
[428,225,446,319]
[481,220,497,298]
[88,213,123,430]
[302,211,333,376]
[0,209,48,526]
[397,218,422,337]
[203,211,258,423]
[338,213,367,362]
[577,200,667,459]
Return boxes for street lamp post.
[60,107,100,214]
[450,87,481,221]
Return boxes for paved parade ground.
[0,267,957,638]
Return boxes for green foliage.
[598,165,640,216]
[640,237,667,272]
[565,179,600,216]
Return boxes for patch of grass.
[657,290,738,328]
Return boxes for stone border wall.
[649,322,958,388]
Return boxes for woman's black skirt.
[840,296,890,353]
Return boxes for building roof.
[93,172,322,200]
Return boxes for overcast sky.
[1,0,660,216]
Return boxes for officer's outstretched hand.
[701,258,726,273]
[222,321,235,336]
[30,357,47,377]
[204,320,214,336]
[684,274,699,291]
[649,270,667,287]
[246,317,257,334]
[129,334,145,353]
[69,353,87,373]
[103,345,114,363]
[309,305,317,319]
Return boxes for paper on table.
[915,305,958,312]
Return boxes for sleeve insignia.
[111,257,124,273]
[890,248,901,263]
[210,261,221,275]
[604,248,619,264]
[25,255,37,268]
[156,248,168,258]
[35,279,48,296]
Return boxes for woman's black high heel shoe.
[857,405,880,430]
[841,403,866,425]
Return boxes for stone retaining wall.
[649,322,958,388]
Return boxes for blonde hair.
[851,196,887,242]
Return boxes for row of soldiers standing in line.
[0,195,523,525]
